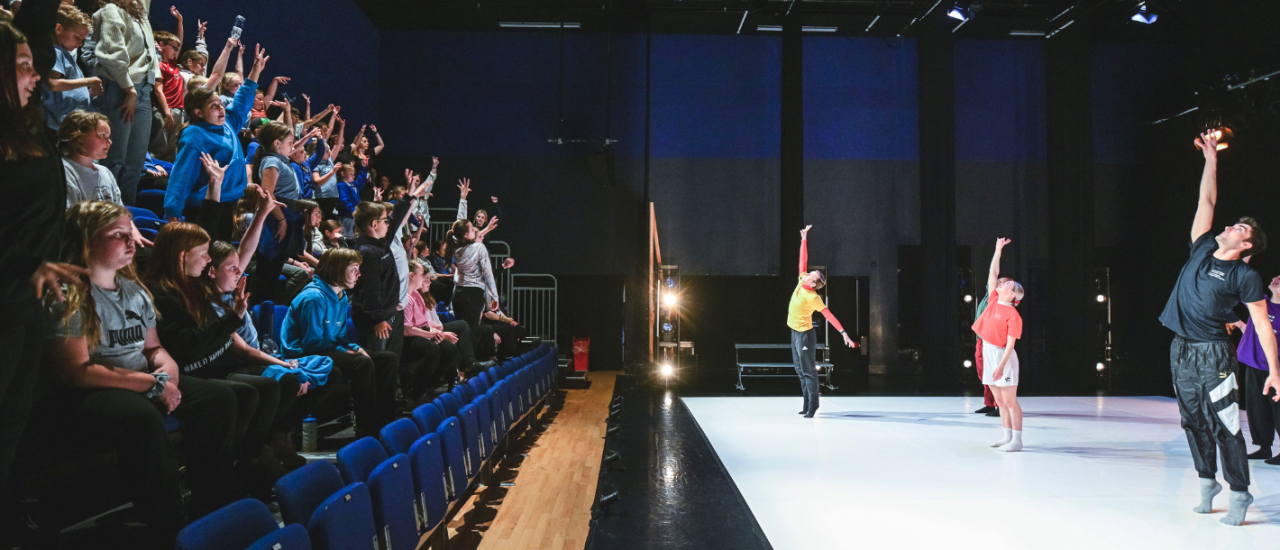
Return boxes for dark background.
[151,0,1280,397]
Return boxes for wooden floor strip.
[446,371,615,550]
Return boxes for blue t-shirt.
[315,159,339,198]
[43,46,92,130]
[260,155,300,200]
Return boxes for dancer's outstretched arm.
[1191,131,1219,243]
[819,309,856,348]
[987,238,1011,294]
[1244,299,1280,402]
[799,225,812,276]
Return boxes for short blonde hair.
[56,110,108,156]
[55,4,90,30]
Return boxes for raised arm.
[170,6,184,46]
[370,124,385,155]
[1192,130,1220,243]
[234,41,244,77]
[203,37,237,91]
[1244,299,1280,403]
[799,225,811,275]
[457,178,472,220]
[261,76,289,111]
[988,238,1011,293]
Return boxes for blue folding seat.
[453,383,474,404]
[468,376,489,398]
[408,433,449,533]
[436,393,462,418]
[308,482,376,550]
[137,227,158,241]
[456,404,482,477]
[126,205,158,221]
[368,455,418,550]
[412,402,447,435]
[136,189,165,218]
[275,461,345,528]
[380,418,421,457]
[133,216,166,232]
[175,498,279,550]
[337,436,388,485]
[473,394,494,459]
[487,386,508,444]
[245,525,310,550]
[435,417,468,500]
[487,366,502,384]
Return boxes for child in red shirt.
[971,238,1026,451]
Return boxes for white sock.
[999,430,1023,452]
[990,428,1012,447]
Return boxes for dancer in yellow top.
[790,225,856,418]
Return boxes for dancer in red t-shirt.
[971,238,1025,451]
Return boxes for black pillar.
[1044,21,1096,394]
[917,11,959,388]
[779,2,804,276]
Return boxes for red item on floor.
[573,337,590,372]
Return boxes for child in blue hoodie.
[281,248,398,438]
[335,163,365,237]
[163,44,269,242]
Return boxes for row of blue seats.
[175,343,560,550]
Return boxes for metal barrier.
[427,207,457,245]
[511,274,557,344]
[487,241,513,305]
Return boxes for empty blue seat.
[453,383,473,404]
[437,393,462,418]
[468,376,489,398]
[136,189,166,218]
[408,433,449,533]
[126,205,158,221]
[337,437,388,485]
[435,417,468,500]
[487,366,501,384]
[176,498,279,550]
[308,482,376,550]
[412,402,447,435]
[276,461,345,528]
[487,386,507,444]
[457,404,482,477]
[380,418,420,457]
[245,524,310,550]
[473,394,494,459]
[368,455,418,550]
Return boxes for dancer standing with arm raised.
[1159,130,1280,526]
[789,225,855,418]
[972,238,1025,451]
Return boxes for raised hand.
[458,177,472,199]
[196,19,207,39]
[995,237,1011,249]
[432,157,439,169]
[373,187,383,201]
[502,257,515,269]
[369,124,378,133]
[200,152,227,187]
[273,76,291,86]
[1195,129,1220,160]
[302,94,311,104]
[491,196,498,203]
[232,276,250,318]
[169,5,182,21]
[800,224,812,239]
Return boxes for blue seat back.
[408,433,449,533]
[487,366,501,384]
[457,404,481,477]
[379,418,420,457]
[487,387,507,443]
[337,437,388,485]
[368,455,418,550]
[435,417,467,500]
[275,461,345,528]
[133,216,166,232]
[412,402,447,435]
[245,524,311,550]
[307,482,375,550]
[176,498,279,550]
[468,377,488,398]
[473,394,493,459]
[136,189,166,218]
[453,383,473,404]
[126,206,158,221]
[437,393,462,418]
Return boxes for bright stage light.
[1096,362,1106,371]
[660,364,674,377]
[964,294,973,303]
[1096,294,1106,303]
[1131,3,1157,24]
[947,5,968,21]
[663,293,678,308]
[963,359,973,368]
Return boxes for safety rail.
[511,274,558,344]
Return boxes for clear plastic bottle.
[302,415,317,452]
[230,15,245,40]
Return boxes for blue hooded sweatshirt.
[281,274,360,358]
[163,80,260,219]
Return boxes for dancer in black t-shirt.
[1159,130,1280,526]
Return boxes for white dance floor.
[682,396,1280,550]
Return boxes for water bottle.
[302,416,317,452]
[229,15,246,40]
[260,337,279,358]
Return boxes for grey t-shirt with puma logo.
[47,277,156,373]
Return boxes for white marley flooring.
[682,396,1280,550]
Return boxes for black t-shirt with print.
[1160,231,1266,341]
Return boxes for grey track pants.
[792,328,819,413]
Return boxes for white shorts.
[981,341,1019,387]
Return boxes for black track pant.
[322,350,399,439]
[791,328,819,413]
[1244,364,1280,449]
[1171,336,1250,492]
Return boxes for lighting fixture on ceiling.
[1131,2,1158,24]
[499,22,581,29]
[756,25,838,33]
[947,4,969,22]
[1009,30,1045,37]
